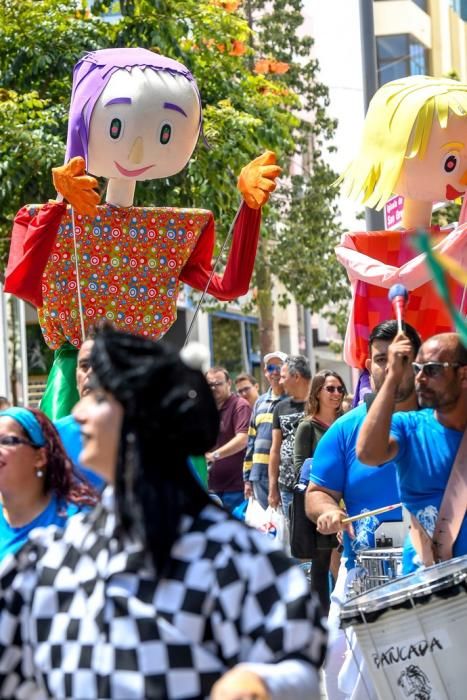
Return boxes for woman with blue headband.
[0,406,98,561]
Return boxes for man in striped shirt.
[243,351,288,509]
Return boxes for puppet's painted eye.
[443,153,458,174]
[110,118,122,140]
[160,123,172,145]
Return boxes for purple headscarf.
[65,48,202,165]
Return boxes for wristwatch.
[212,450,222,460]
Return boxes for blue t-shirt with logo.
[391,408,466,571]
[309,403,402,569]
[0,495,83,561]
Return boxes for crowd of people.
[0,319,465,699]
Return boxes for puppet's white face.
[87,67,201,181]
[395,113,467,203]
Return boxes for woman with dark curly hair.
[292,370,347,613]
[0,327,326,700]
[0,406,98,561]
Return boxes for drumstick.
[341,503,402,524]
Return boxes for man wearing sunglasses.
[305,320,420,700]
[357,331,467,570]
[243,352,288,510]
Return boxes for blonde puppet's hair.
[338,75,467,210]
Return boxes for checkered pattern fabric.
[0,490,326,699]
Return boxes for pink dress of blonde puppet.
[336,76,467,369]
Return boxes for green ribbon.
[415,229,467,347]
[40,342,79,420]
[188,455,208,489]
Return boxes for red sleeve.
[179,201,261,301]
[233,398,252,434]
[4,202,66,307]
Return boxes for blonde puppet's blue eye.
[160,123,172,145]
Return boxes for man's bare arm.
[268,428,282,508]
[206,432,248,462]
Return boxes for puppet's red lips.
[445,184,464,200]
[114,162,154,177]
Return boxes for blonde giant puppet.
[337,76,467,368]
[4,48,280,417]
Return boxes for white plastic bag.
[245,499,291,555]
[244,498,268,529]
[267,506,291,555]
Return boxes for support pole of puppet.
[0,284,10,399]
[18,299,29,407]
[71,206,86,343]
[359,0,384,231]
[388,284,409,334]
[184,203,242,346]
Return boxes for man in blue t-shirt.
[358,332,467,570]
[306,320,420,700]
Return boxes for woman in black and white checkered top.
[0,327,326,700]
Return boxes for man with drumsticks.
[357,331,467,569]
[305,320,421,700]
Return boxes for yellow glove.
[237,151,282,210]
[52,156,100,218]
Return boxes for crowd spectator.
[243,351,288,509]
[268,355,311,517]
[205,366,252,511]
[235,372,260,408]
[0,406,97,562]
[293,369,347,613]
[54,337,106,490]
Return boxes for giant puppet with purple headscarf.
[5,48,281,417]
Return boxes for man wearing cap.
[243,351,288,510]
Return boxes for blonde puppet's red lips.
[445,184,464,200]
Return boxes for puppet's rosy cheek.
[110,118,123,140]
[160,123,172,145]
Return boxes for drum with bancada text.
[340,555,467,700]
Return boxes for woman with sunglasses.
[293,370,347,613]
[0,328,326,699]
[0,406,98,562]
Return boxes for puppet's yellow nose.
[460,170,467,186]
[128,136,144,164]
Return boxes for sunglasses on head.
[323,385,345,394]
[412,361,462,378]
[266,363,282,373]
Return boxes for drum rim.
[341,555,467,624]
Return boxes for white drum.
[340,555,467,700]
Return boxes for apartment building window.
[377,34,428,86]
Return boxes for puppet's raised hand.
[52,156,100,218]
[237,151,282,209]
